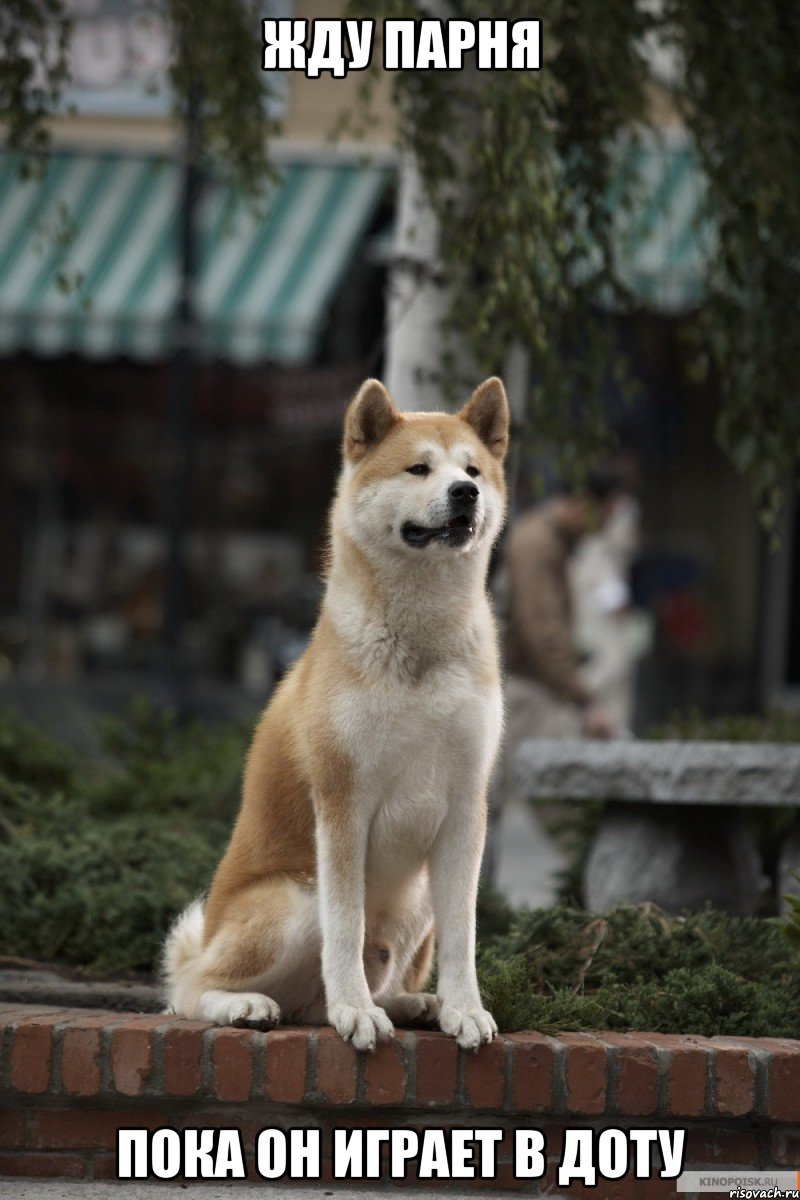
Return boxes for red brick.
[0,1005,63,1024]
[162,1022,208,1097]
[10,1016,62,1093]
[30,1107,163,1150]
[91,1153,119,1180]
[0,1107,26,1148]
[649,1035,709,1118]
[562,1033,606,1115]
[264,1029,308,1103]
[686,1127,759,1166]
[712,1047,755,1117]
[0,1152,86,1178]
[60,1011,121,1027]
[60,1027,103,1097]
[771,1127,800,1166]
[414,1032,458,1106]
[769,1048,800,1122]
[211,1027,254,1102]
[712,1035,789,1052]
[363,1035,407,1105]
[508,1033,555,1114]
[602,1033,658,1116]
[111,1024,154,1096]
[463,1036,506,1110]
[315,1029,358,1104]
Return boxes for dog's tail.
[161,898,205,1014]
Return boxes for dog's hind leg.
[165,876,322,1027]
[198,988,281,1028]
[380,925,440,1026]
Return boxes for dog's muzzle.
[401,482,480,548]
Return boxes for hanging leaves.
[351,0,800,513]
[349,0,655,484]
[663,0,800,527]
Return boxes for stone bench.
[516,740,800,914]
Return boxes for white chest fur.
[331,660,502,891]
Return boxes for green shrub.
[0,812,226,974]
[493,903,794,989]
[89,697,248,819]
[478,959,800,1040]
[0,701,246,974]
[0,708,74,791]
[475,902,800,1037]
[648,707,800,743]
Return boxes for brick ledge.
[2,1003,800,1190]
[2,1003,800,1118]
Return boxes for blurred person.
[489,469,628,908]
[570,490,653,732]
[504,469,628,743]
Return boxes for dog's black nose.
[448,480,479,508]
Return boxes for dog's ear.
[459,377,509,460]
[344,379,400,462]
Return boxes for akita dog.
[163,376,509,1051]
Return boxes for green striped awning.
[0,152,389,363]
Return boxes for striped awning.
[0,151,389,363]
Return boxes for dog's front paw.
[329,1003,394,1051]
[438,1002,497,1050]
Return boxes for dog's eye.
[406,463,430,476]
[466,465,480,478]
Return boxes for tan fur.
[403,928,436,993]
[163,377,509,1050]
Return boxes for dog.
[163,376,509,1051]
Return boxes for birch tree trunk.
[383,150,452,412]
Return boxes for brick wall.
[1,1003,799,1196]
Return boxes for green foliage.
[350,0,653,483]
[90,696,247,819]
[0,808,223,974]
[785,874,800,954]
[493,903,794,989]
[649,706,800,744]
[477,902,800,1037]
[662,0,800,528]
[0,707,74,791]
[0,702,246,974]
[348,0,800,515]
[2,0,273,195]
[0,0,71,165]
[475,880,517,941]
[164,0,277,196]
